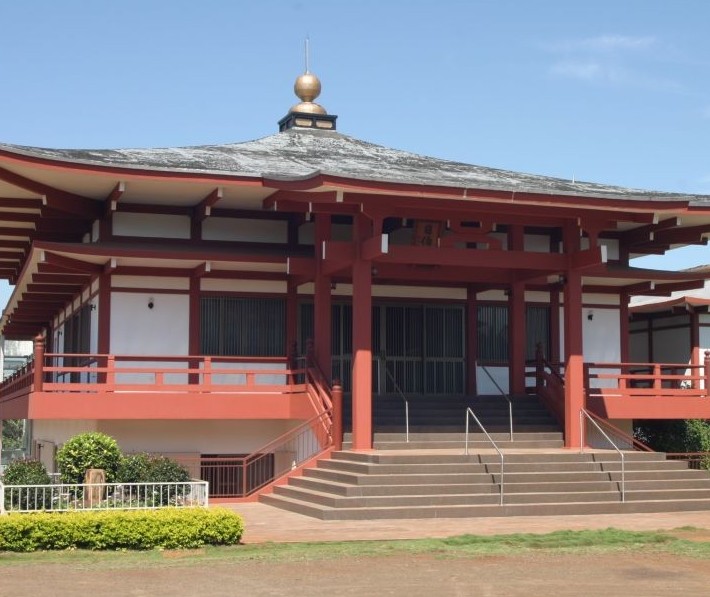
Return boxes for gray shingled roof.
[2,128,709,205]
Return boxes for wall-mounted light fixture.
[587,310,594,321]
[148,297,155,310]
[371,266,379,276]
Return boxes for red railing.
[190,406,334,498]
[0,358,35,401]
[585,354,710,400]
[172,365,341,498]
[34,353,307,395]
[582,409,654,452]
[666,453,710,470]
[533,345,565,427]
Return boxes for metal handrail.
[383,364,409,443]
[580,408,625,503]
[476,360,514,441]
[465,407,504,505]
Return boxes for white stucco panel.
[110,292,189,355]
[113,212,190,239]
[200,279,287,293]
[112,276,189,290]
[202,217,288,243]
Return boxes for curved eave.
[0,146,265,185]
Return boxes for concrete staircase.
[260,450,710,520]
[260,393,710,519]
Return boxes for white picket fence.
[0,480,209,513]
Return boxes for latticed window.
[526,305,551,360]
[477,304,509,363]
[200,297,285,356]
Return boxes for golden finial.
[290,37,326,115]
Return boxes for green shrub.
[0,507,244,552]
[56,432,122,484]
[1,459,52,511]
[116,453,152,483]
[116,454,192,505]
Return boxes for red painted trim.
[32,239,290,263]
[286,280,298,356]
[110,287,190,295]
[189,277,200,356]
[619,292,630,363]
[98,273,111,354]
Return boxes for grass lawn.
[1,528,710,569]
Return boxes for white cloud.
[546,35,656,54]
[549,59,682,92]
[550,61,606,81]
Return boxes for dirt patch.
[667,528,710,543]
[2,551,710,596]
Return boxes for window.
[526,305,551,360]
[477,304,508,363]
[201,297,285,356]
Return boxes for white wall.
[97,420,299,454]
[113,212,190,239]
[110,292,189,356]
[32,420,98,448]
[202,218,288,243]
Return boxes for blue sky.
[0,0,709,304]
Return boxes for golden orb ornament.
[290,101,327,115]
[294,73,322,103]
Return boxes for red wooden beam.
[0,197,43,210]
[26,283,83,293]
[380,245,568,270]
[193,187,223,222]
[617,217,682,246]
[361,234,389,261]
[40,252,102,274]
[0,165,101,218]
[105,181,125,212]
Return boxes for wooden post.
[563,267,584,449]
[32,335,45,392]
[704,351,710,397]
[564,354,584,449]
[351,213,373,451]
[653,364,661,390]
[332,380,343,451]
[106,355,115,391]
[509,280,526,395]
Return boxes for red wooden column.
[690,309,701,388]
[549,289,561,364]
[619,291,630,363]
[563,269,584,448]
[466,287,478,396]
[97,272,111,354]
[509,281,526,395]
[351,214,373,451]
[286,279,299,357]
[563,223,584,448]
[313,214,332,380]
[508,226,526,395]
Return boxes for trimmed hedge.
[0,508,244,552]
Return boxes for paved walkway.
[224,501,710,544]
